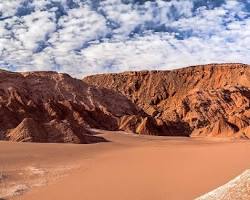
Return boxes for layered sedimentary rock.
[84,63,250,138]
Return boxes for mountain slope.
[84,63,250,138]
[1,63,250,143]
[0,70,142,143]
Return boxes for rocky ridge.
[0,70,144,143]
[1,63,250,143]
[84,63,250,138]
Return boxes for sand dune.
[0,130,249,200]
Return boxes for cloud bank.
[0,0,250,77]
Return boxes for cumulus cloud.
[0,0,250,77]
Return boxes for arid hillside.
[0,70,142,143]
[1,63,250,143]
[84,63,250,138]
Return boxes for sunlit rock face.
[84,63,250,138]
[0,70,141,143]
[1,63,250,143]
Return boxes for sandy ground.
[196,169,250,200]
[0,130,250,200]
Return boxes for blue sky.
[0,0,250,77]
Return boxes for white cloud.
[50,5,108,52]
[0,0,250,77]
[0,0,22,18]
[18,10,56,51]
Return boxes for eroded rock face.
[1,63,250,142]
[0,70,141,143]
[84,63,250,138]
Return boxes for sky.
[0,0,250,78]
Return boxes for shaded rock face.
[0,70,140,143]
[2,63,250,143]
[84,63,250,138]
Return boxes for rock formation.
[0,70,141,143]
[84,63,250,138]
[1,63,250,143]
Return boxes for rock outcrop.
[0,70,142,143]
[84,63,250,138]
[1,63,250,142]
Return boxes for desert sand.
[197,169,250,199]
[1,130,249,200]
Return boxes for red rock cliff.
[84,63,250,138]
[0,70,141,143]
